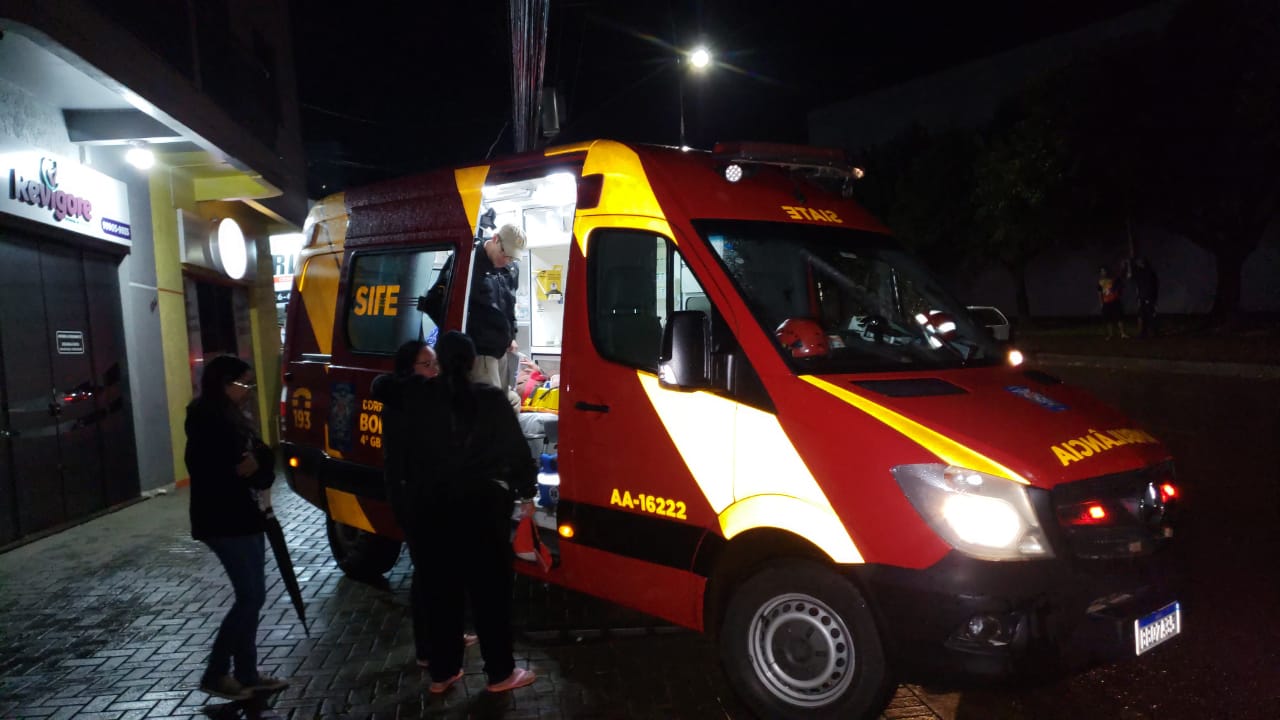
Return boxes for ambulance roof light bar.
[711,141,865,180]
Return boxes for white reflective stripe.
[733,400,831,506]
[635,373,735,513]
[636,372,863,563]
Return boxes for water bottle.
[537,453,559,507]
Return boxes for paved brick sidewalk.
[0,482,942,719]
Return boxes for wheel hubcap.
[747,592,855,706]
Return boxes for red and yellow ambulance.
[281,139,1181,719]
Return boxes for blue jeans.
[203,533,266,685]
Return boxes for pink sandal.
[486,667,536,693]
[428,669,464,694]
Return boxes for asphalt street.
[931,360,1280,720]
[0,359,1275,719]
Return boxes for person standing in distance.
[1130,257,1160,338]
[186,355,288,701]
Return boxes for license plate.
[1134,601,1181,655]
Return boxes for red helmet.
[775,318,830,358]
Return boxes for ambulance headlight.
[892,464,1052,561]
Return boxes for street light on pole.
[679,45,712,148]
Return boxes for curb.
[1032,353,1280,380]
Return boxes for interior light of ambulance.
[1160,483,1177,503]
[558,524,575,539]
[532,172,578,206]
[893,464,1052,560]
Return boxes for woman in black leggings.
[411,331,538,694]
[186,355,288,701]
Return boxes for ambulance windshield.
[697,221,1003,373]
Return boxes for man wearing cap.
[424,223,525,391]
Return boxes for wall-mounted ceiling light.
[125,142,154,170]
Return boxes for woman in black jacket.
[417,331,538,695]
[186,355,287,701]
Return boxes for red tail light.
[1159,483,1177,503]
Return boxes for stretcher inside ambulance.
[281,140,1181,719]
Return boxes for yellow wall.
[149,167,194,484]
[150,168,288,484]
[249,243,281,445]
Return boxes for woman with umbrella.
[186,355,290,701]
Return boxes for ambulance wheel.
[720,559,892,720]
[326,518,401,579]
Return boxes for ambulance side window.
[588,231,665,370]
[588,230,710,371]
[346,247,454,354]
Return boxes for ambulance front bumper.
[852,547,1182,683]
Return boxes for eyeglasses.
[231,381,257,390]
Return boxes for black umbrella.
[262,504,310,636]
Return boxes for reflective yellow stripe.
[573,216,674,258]
[544,141,595,156]
[454,165,490,236]
[636,372,863,563]
[574,140,671,255]
[800,375,1029,484]
[719,495,862,563]
[325,487,373,532]
[298,251,341,355]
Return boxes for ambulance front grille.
[1050,462,1177,560]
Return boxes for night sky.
[291,0,1153,197]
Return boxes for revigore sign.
[1,136,131,247]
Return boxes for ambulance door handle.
[574,401,610,414]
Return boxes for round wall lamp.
[211,218,248,280]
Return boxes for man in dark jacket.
[424,223,526,391]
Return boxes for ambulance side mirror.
[659,311,711,390]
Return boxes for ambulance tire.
[720,559,891,720]
[326,518,402,579]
